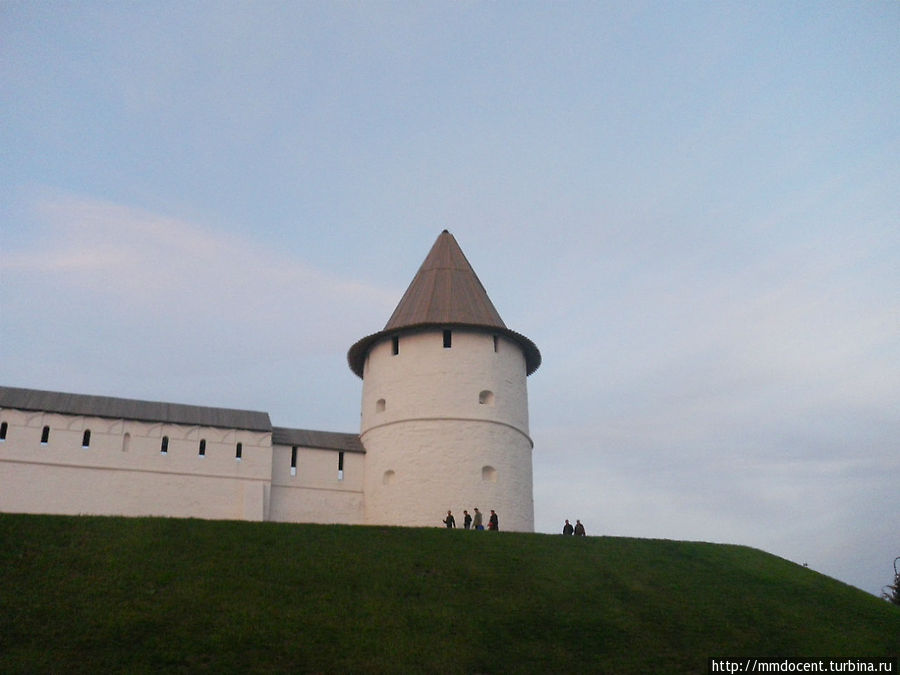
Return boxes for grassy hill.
[1,514,897,674]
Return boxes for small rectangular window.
[493,335,499,353]
[290,446,297,477]
[161,436,169,454]
[82,429,91,448]
[338,451,344,481]
[0,421,7,441]
[443,329,452,348]
[41,426,50,445]
[199,439,206,457]
[235,442,242,461]
[392,335,399,355]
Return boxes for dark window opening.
[443,329,452,348]
[235,442,243,460]
[493,335,499,352]
[391,335,399,355]
[41,426,50,445]
[338,451,344,480]
[199,439,206,456]
[82,429,91,448]
[290,446,298,476]
[161,436,169,454]
[0,421,7,440]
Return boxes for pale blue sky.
[2,1,898,597]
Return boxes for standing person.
[563,519,574,535]
[574,519,585,536]
[488,510,499,531]
[443,510,456,528]
[463,510,472,530]
[473,507,484,530]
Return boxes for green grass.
[1,514,897,674]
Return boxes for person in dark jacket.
[463,510,472,529]
[488,510,499,531]
[443,510,456,528]
[563,519,574,535]
[573,519,585,536]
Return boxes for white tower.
[348,231,541,531]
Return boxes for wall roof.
[347,230,541,377]
[0,385,272,432]
[0,386,366,453]
[271,427,365,453]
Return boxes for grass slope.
[1,514,897,674]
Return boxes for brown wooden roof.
[384,230,507,329]
[347,231,541,377]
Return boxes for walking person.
[473,507,484,530]
[463,510,472,530]
[563,519,574,535]
[443,510,456,528]
[488,509,499,531]
[574,519,585,536]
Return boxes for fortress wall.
[268,444,365,524]
[0,406,272,521]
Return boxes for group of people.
[562,519,586,536]
[443,507,499,531]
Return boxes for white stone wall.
[360,329,535,531]
[0,407,271,521]
[0,406,367,524]
[268,444,364,524]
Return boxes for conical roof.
[347,231,541,378]
[384,230,506,329]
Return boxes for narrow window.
[235,442,243,461]
[376,398,386,413]
[482,465,497,483]
[122,432,131,453]
[443,329,452,348]
[479,390,495,406]
[161,436,169,454]
[0,421,7,441]
[41,426,50,445]
[383,469,395,485]
[199,439,206,457]
[493,335,499,353]
[290,446,298,477]
[391,335,399,355]
[338,451,344,481]
[82,429,91,448]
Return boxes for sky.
[1,1,898,597]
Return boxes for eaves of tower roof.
[347,230,541,378]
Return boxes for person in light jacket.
[473,508,483,530]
